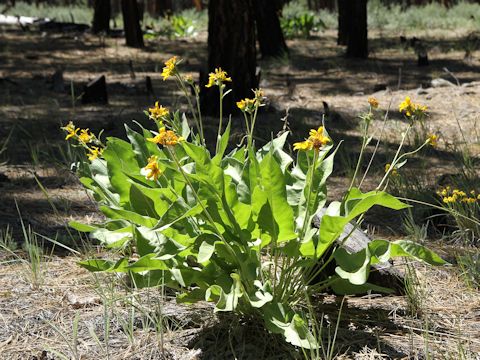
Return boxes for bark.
[201,0,258,115]
[92,0,111,34]
[121,0,144,48]
[255,0,288,58]
[345,0,368,58]
[337,0,348,46]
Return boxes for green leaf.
[369,239,447,266]
[68,221,97,233]
[102,138,140,205]
[257,152,297,243]
[126,253,168,272]
[100,205,158,228]
[78,258,128,273]
[212,120,231,165]
[263,302,318,349]
[312,189,409,258]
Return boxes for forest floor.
[0,25,480,359]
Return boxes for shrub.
[64,58,446,348]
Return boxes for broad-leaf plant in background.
[63,58,446,349]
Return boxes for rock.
[431,78,456,88]
[416,87,429,95]
[81,75,108,104]
[312,208,405,293]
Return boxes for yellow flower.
[293,126,331,152]
[162,56,178,81]
[452,189,467,197]
[461,197,476,204]
[62,121,79,140]
[293,140,313,151]
[385,163,398,176]
[141,155,162,181]
[78,129,93,143]
[368,97,379,109]
[308,127,330,150]
[205,68,232,88]
[87,146,102,161]
[236,98,255,112]
[149,102,169,120]
[427,134,438,147]
[477,194,480,200]
[443,196,456,204]
[399,96,428,119]
[147,127,184,146]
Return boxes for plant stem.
[216,85,224,154]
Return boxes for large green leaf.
[102,138,140,205]
[263,302,318,349]
[257,152,297,243]
[310,189,409,258]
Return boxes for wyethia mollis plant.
[63,58,445,349]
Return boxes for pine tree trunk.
[345,0,368,58]
[337,0,349,45]
[121,0,144,48]
[92,0,111,34]
[201,0,258,115]
[255,0,288,58]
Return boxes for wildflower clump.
[65,58,447,351]
[61,121,103,162]
[148,102,170,121]
[437,187,479,205]
[147,127,183,146]
[205,67,232,88]
[293,126,330,152]
[399,96,428,120]
[162,56,178,80]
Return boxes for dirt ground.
[1,24,480,359]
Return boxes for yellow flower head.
[427,134,438,147]
[294,126,330,152]
[147,127,184,147]
[205,68,232,88]
[399,96,428,119]
[62,121,79,140]
[443,196,456,204]
[162,56,178,81]
[385,163,398,176]
[87,146,102,161]
[308,127,330,150]
[78,128,93,144]
[141,155,162,181]
[149,102,169,120]
[236,98,255,113]
[368,97,379,109]
[293,140,313,151]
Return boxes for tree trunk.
[345,0,368,58]
[92,0,111,34]
[337,0,348,45]
[255,0,288,58]
[121,0,144,48]
[201,0,258,115]
[153,0,172,16]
